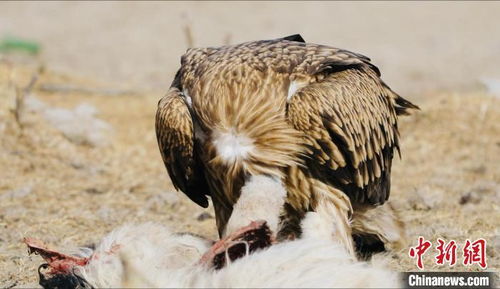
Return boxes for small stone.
[85,187,104,195]
[407,193,431,211]
[43,103,113,147]
[480,77,500,98]
[71,162,85,169]
[468,165,486,175]
[1,186,33,200]
[161,191,180,205]
[459,191,482,205]
[197,212,214,221]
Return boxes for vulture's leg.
[352,234,386,260]
[199,220,274,269]
[276,203,304,241]
[351,202,407,260]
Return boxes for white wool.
[127,237,399,288]
[302,199,355,256]
[301,204,341,241]
[206,239,399,288]
[70,182,399,288]
[73,210,401,288]
[76,223,211,288]
[223,175,286,236]
[212,129,255,163]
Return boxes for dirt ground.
[1,56,499,288]
[0,2,499,287]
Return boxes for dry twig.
[12,68,40,131]
[183,24,194,48]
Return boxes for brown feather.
[156,36,418,238]
[155,87,209,207]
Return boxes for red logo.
[409,237,487,270]
[435,238,457,266]
[463,239,487,269]
[409,236,432,270]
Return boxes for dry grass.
[390,91,500,272]
[0,63,498,287]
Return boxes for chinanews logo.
[404,237,494,289]
[404,272,493,288]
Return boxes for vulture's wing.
[155,86,209,208]
[287,64,417,205]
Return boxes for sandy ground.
[0,2,499,287]
[1,56,499,288]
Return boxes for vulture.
[156,34,417,256]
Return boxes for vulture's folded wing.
[155,87,209,208]
[287,66,417,205]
